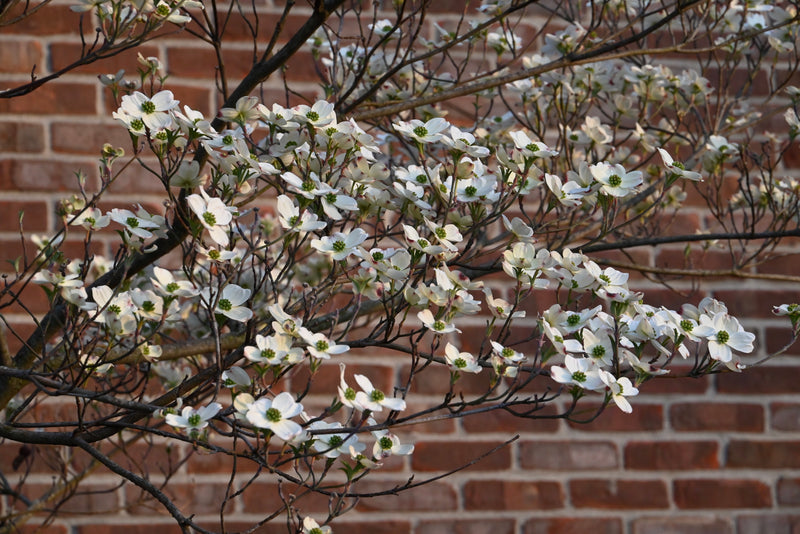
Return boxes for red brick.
[326,520,411,534]
[1,3,83,35]
[727,440,800,469]
[569,479,668,509]
[411,440,511,471]
[167,46,255,81]
[771,403,800,431]
[625,441,719,470]
[0,122,45,153]
[673,479,771,509]
[418,519,515,534]
[716,366,800,394]
[567,403,663,432]
[403,361,494,396]
[764,326,800,356]
[524,517,623,534]
[0,200,49,232]
[0,82,96,115]
[0,40,43,74]
[0,158,99,192]
[51,122,130,155]
[519,440,618,470]
[240,481,331,514]
[49,43,160,75]
[14,525,70,534]
[461,405,560,433]
[463,480,563,510]
[354,480,457,511]
[631,517,733,534]
[670,402,764,432]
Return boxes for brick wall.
[2,1,800,533]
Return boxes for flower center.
[344,387,356,401]
[680,319,693,332]
[306,110,320,122]
[261,349,276,360]
[130,119,144,130]
[567,314,581,326]
[187,413,202,426]
[592,346,606,358]
[435,227,447,239]
[608,174,622,187]
[415,174,427,184]
[332,240,346,252]
[454,357,467,369]
[315,340,329,352]
[218,298,232,311]
[717,330,730,344]
[328,435,344,448]
[413,126,428,138]
[141,100,156,114]
[433,320,446,331]
[370,389,385,402]
[464,185,477,196]
[379,436,393,450]
[572,371,587,382]
[126,217,140,228]
[266,407,282,422]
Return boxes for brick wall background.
[2,1,800,533]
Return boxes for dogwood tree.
[2,0,800,532]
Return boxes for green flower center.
[413,126,428,138]
[434,227,447,239]
[572,371,586,382]
[325,193,337,204]
[501,347,514,358]
[379,436,393,450]
[717,330,730,344]
[599,274,611,284]
[567,314,581,326]
[525,142,539,152]
[302,180,315,192]
[370,389,385,402]
[608,174,622,188]
[209,249,220,260]
[126,217,140,228]
[328,435,344,448]
[372,251,384,261]
[325,127,337,136]
[165,282,179,293]
[415,174,428,184]
[218,298,232,312]
[332,240,346,252]
[222,135,233,145]
[187,413,202,426]
[130,119,144,131]
[433,320,446,331]
[454,357,467,369]
[261,348,276,360]
[156,3,170,15]
[288,215,299,226]
[306,111,320,122]
[344,387,356,401]
[108,304,121,315]
[141,101,156,114]
[142,301,156,312]
[592,346,606,358]
[203,212,217,226]
[266,407,282,422]
[680,319,694,332]
[315,340,329,352]
[464,185,477,196]
[418,238,429,248]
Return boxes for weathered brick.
[0,83,96,115]
[418,519,515,534]
[717,366,800,394]
[631,516,733,534]
[519,440,618,470]
[354,480,457,512]
[0,122,45,153]
[777,477,800,506]
[523,517,623,534]
[771,403,800,431]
